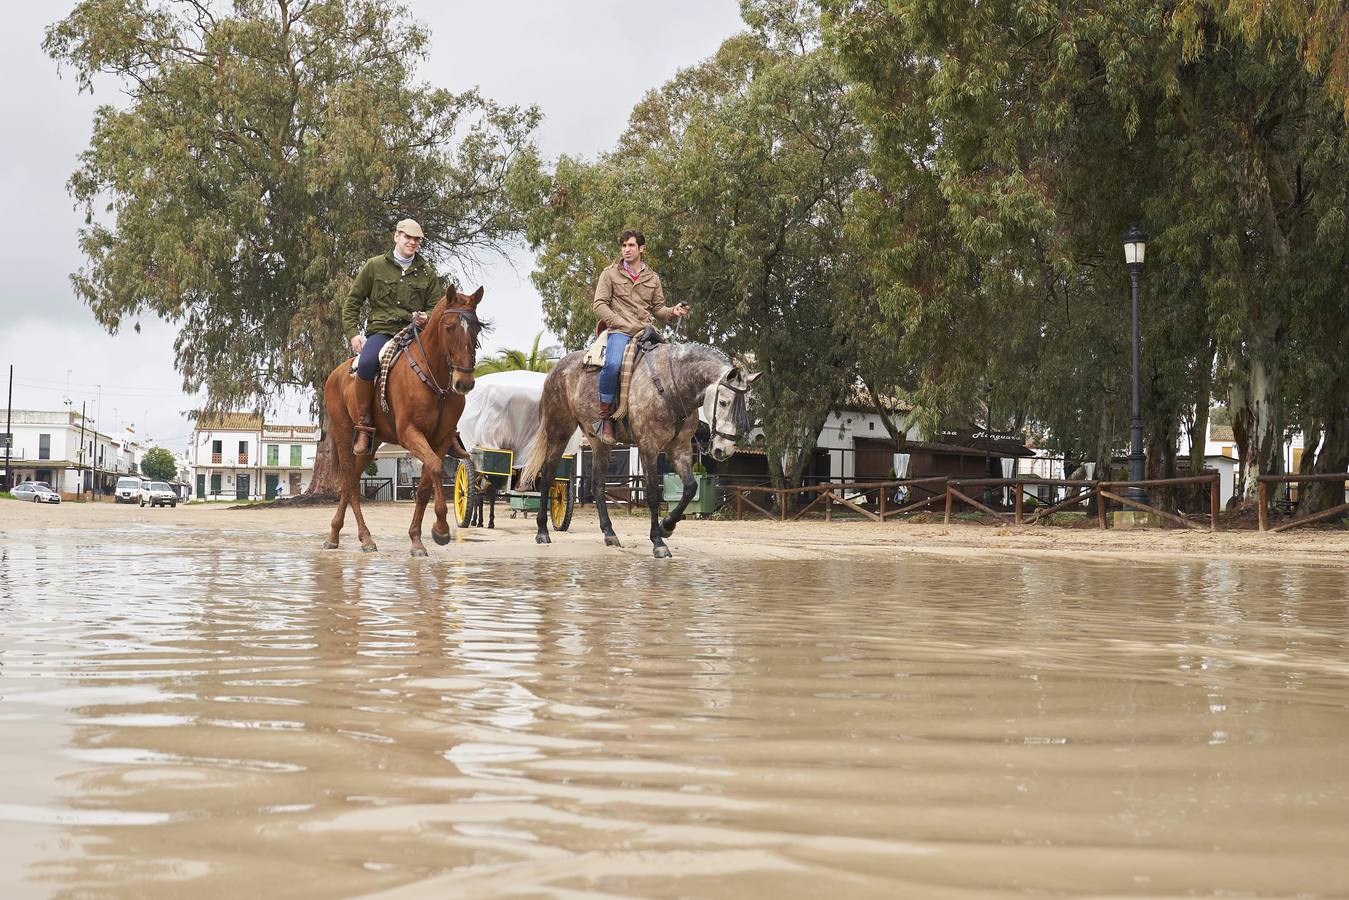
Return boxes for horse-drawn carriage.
[448,370,583,532]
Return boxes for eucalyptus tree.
[45,0,542,490]
[824,0,1349,510]
[528,1,868,487]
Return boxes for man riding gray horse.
[521,230,758,558]
[591,230,689,444]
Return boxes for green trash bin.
[662,472,719,516]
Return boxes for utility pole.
[4,365,12,491]
[78,401,88,498]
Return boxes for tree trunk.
[1304,412,1349,516]
[305,379,342,496]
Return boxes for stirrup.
[352,422,376,453]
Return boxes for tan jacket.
[592,261,675,336]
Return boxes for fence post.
[825,488,832,522]
[879,484,887,519]
[1209,474,1220,531]
[1097,484,1108,529]
[944,485,953,525]
[779,488,787,522]
[1014,484,1023,525]
[1258,481,1268,532]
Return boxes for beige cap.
[394,218,424,238]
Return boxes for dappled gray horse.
[519,342,759,558]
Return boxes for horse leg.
[401,428,449,556]
[591,442,621,547]
[325,493,348,549]
[660,438,698,538]
[532,459,558,544]
[640,447,671,558]
[345,450,378,552]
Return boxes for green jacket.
[342,252,441,338]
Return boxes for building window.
[38,434,50,460]
[210,473,222,495]
[238,440,248,465]
[267,444,279,466]
[0,432,10,449]
[211,439,222,464]
[290,444,302,467]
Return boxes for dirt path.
[5,498,1348,566]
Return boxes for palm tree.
[474,332,556,376]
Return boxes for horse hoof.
[604,534,622,547]
[653,545,672,559]
[536,533,552,545]
[410,547,428,558]
[322,540,338,550]
[431,529,450,546]
[361,544,378,553]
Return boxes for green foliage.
[823,0,1349,496]
[474,332,555,376]
[526,2,867,486]
[139,446,178,481]
[45,0,543,420]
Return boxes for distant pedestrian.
[275,481,287,499]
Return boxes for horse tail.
[518,377,560,491]
[517,427,550,491]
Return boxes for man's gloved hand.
[412,311,429,328]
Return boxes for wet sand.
[4,497,1348,566]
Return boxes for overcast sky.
[0,1,744,450]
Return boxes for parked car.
[12,482,61,504]
[115,476,149,504]
[145,481,178,508]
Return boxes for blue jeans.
[356,333,392,381]
[598,331,631,404]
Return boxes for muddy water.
[1,535,1347,898]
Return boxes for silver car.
[12,482,61,504]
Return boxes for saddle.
[582,326,665,421]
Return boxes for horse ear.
[745,372,762,386]
[471,286,484,306]
[727,366,741,382]
[444,280,457,299]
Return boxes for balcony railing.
[211,453,222,463]
[237,454,248,464]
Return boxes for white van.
[115,476,149,505]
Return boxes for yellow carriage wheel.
[549,478,574,532]
[453,458,478,528]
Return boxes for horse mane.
[672,340,732,367]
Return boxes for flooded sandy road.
[1,524,1348,898]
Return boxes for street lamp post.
[1123,225,1148,505]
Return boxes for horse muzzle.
[452,369,475,394]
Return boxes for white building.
[1,409,139,496]
[190,413,318,500]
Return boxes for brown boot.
[352,377,377,455]
[595,400,617,446]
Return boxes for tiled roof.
[195,412,263,431]
[1210,425,1235,442]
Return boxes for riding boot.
[352,377,377,455]
[595,401,617,446]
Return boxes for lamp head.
[1123,224,1148,270]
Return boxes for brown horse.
[322,285,486,556]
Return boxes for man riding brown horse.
[343,218,441,455]
[591,230,689,444]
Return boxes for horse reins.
[644,344,748,444]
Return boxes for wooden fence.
[1257,473,1349,533]
[730,473,1223,531]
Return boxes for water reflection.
[0,538,1347,898]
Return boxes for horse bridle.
[708,371,750,443]
[410,307,478,401]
